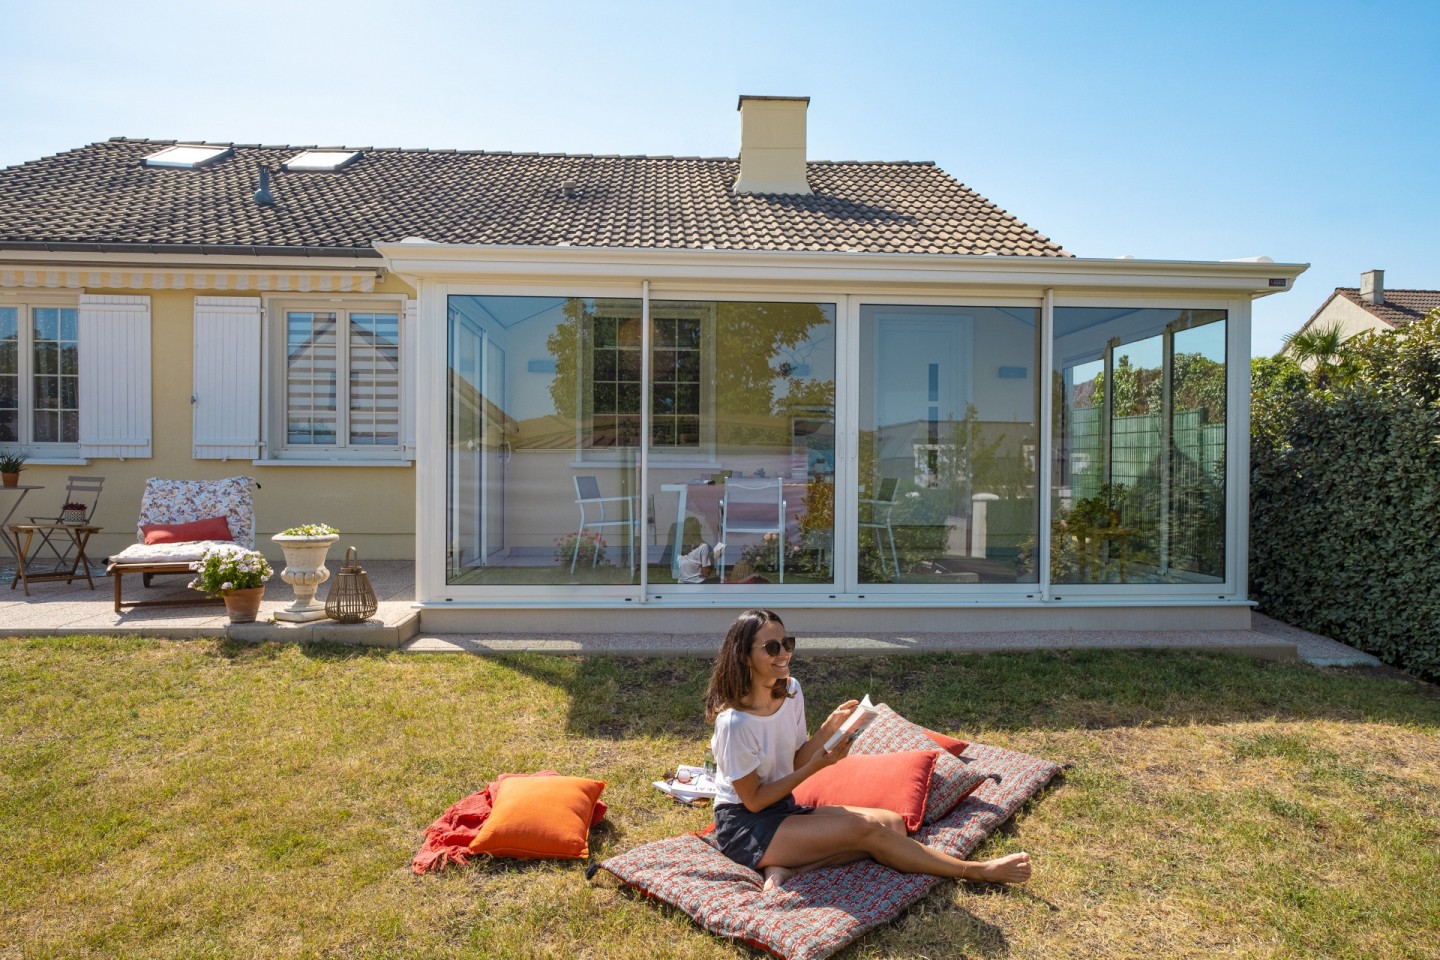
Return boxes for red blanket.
[411,770,608,874]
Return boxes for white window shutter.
[193,296,262,459]
[402,298,417,459]
[79,294,152,458]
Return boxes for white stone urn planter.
[271,532,340,622]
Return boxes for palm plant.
[1282,322,1360,390]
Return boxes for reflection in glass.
[858,305,1040,585]
[445,296,835,589]
[1051,308,1226,584]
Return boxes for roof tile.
[0,138,1069,257]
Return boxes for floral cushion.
[108,540,234,565]
[135,477,257,549]
[598,740,1059,960]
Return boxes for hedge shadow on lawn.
[488,649,1440,739]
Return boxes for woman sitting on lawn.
[705,608,1033,891]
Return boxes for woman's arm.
[729,733,855,812]
[793,699,860,771]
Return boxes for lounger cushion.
[141,515,233,545]
[598,740,1060,960]
[791,749,937,832]
[108,540,237,565]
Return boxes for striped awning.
[0,266,377,293]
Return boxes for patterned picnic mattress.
[598,741,1060,960]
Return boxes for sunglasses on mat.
[759,636,797,657]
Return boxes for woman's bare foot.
[761,865,797,891]
[966,852,1032,884]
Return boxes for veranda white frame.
[393,244,1298,610]
[0,290,82,458]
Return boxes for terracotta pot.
[222,586,266,624]
[1,472,17,488]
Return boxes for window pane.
[0,308,16,443]
[648,299,836,588]
[1051,307,1226,584]
[859,305,1040,585]
[31,308,79,443]
[348,312,400,445]
[446,295,642,586]
[286,311,338,445]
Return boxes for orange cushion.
[791,750,937,833]
[922,729,969,756]
[141,516,233,545]
[469,775,606,859]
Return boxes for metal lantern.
[325,546,378,623]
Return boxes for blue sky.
[3,0,1435,356]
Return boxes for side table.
[7,523,101,596]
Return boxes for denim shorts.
[712,795,814,871]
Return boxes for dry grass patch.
[2,638,1438,959]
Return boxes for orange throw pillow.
[922,729,970,756]
[792,750,937,833]
[469,775,606,859]
[141,516,233,544]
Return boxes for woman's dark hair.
[704,609,792,723]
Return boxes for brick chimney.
[733,95,812,196]
[1360,269,1385,305]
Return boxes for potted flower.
[61,501,89,524]
[0,450,28,488]
[554,530,606,569]
[189,544,274,623]
[272,523,340,621]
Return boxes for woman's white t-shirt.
[710,678,809,807]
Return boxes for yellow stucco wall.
[17,276,418,565]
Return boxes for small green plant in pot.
[0,450,28,487]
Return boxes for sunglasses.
[758,636,797,657]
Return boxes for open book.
[823,694,878,751]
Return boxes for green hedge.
[1250,317,1440,681]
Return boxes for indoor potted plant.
[189,544,274,624]
[0,450,27,488]
[272,523,340,622]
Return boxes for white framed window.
[0,295,80,453]
[263,296,409,461]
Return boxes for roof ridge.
[99,138,941,166]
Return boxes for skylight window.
[143,144,233,169]
[283,150,361,172]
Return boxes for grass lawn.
[2,637,1438,960]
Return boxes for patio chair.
[106,476,260,613]
[719,477,787,583]
[571,475,639,575]
[25,475,105,567]
[857,476,900,579]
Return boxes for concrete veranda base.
[0,559,1384,666]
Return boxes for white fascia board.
[0,248,385,273]
[374,242,1308,298]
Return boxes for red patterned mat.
[596,741,1060,960]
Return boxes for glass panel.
[445,296,642,586]
[649,300,836,588]
[0,308,16,443]
[347,312,401,445]
[1051,307,1226,584]
[32,308,78,443]
[286,311,338,445]
[1169,319,1227,580]
[859,305,1040,585]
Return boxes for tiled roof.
[1335,287,1440,327]
[0,138,1070,258]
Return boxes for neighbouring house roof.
[0,138,1070,259]
[1305,287,1440,331]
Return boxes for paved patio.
[0,560,1384,667]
